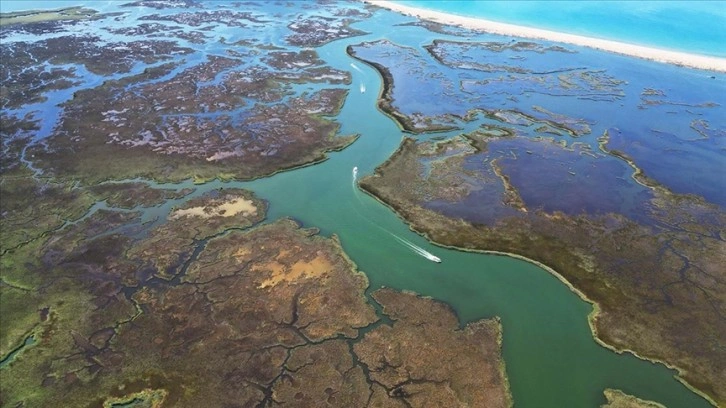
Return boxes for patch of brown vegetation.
[91,182,194,209]
[271,340,371,406]
[2,186,512,407]
[129,188,266,280]
[360,137,726,406]
[355,289,511,408]
[30,58,356,183]
[287,15,368,47]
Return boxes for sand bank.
[367,0,726,73]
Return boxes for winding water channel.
[72,13,713,408]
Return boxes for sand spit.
[367,0,726,73]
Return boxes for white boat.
[426,254,442,263]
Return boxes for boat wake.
[392,234,442,263]
[351,63,366,93]
[352,166,364,206]
[351,165,440,263]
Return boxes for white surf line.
[367,0,726,73]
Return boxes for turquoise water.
[403,0,726,57]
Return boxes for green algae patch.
[0,335,35,369]
[103,388,168,408]
[0,277,138,406]
[0,7,98,27]
[0,286,42,358]
[0,166,96,255]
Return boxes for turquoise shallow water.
[403,0,726,57]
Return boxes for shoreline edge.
[366,0,726,73]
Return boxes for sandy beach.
[367,0,726,73]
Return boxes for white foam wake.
[392,234,441,263]
[350,165,440,263]
[352,166,363,205]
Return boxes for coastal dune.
[367,0,726,73]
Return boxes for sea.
[402,0,726,57]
